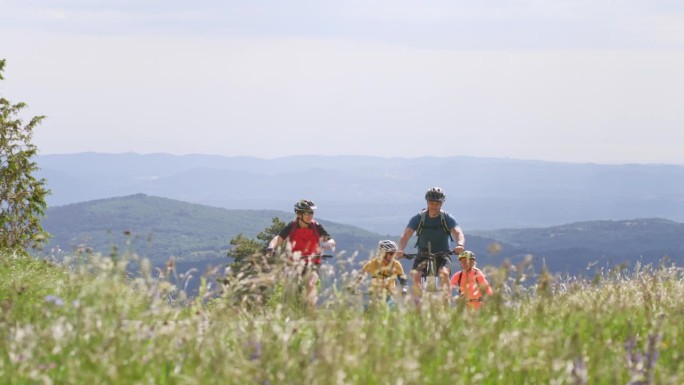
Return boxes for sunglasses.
[385,251,396,256]
[301,211,314,215]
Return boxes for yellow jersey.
[361,259,407,295]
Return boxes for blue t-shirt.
[407,211,458,252]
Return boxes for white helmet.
[378,240,398,254]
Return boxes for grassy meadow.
[1,250,683,385]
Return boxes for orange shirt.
[450,268,493,308]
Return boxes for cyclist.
[267,199,335,308]
[450,250,493,309]
[397,187,465,300]
[353,240,408,307]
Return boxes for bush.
[0,58,50,251]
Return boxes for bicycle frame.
[403,250,453,294]
[423,255,438,293]
[283,254,333,309]
[361,290,400,311]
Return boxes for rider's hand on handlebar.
[397,250,404,259]
[321,239,336,251]
[345,285,359,295]
[453,245,465,255]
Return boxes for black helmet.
[294,199,317,213]
[425,187,446,202]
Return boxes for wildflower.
[44,295,64,307]
[249,341,263,361]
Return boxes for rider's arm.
[397,275,408,292]
[480,273,494,296]
[397,227,415,258]
[450,272,462,300]
[356,262,372,282]
[395,261,408,292]
[267,235,283,250]
[316,223,336,250]
[348,261,372,291]
[268,222,293,250]
[398,277,408,294]
[451,225,465,253]
[321,238,336,251]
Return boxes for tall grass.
[1,250,683,385]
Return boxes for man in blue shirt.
[397,187,465,301]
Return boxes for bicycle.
[279,253,334,311]
[347,275,408,311]
[402,250,455,302]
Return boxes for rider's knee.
[307,272,319,288]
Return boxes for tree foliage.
[225,217,287,282]
[227,217,287,263]
[227,234,263,261]
[222,217,288,307]
[0,59,50,251]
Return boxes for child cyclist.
[354,240,408,308]
[451,251,493,309]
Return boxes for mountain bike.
[279,254,334,311]
[403,250,454,302]
[347,276,408,311]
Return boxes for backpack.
[454,268,485,299]
[415,209,453,241]
[456,268,483,287]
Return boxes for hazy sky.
[2,1,684,164]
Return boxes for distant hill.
[40,194,387,265]
[35,152,684,234]
[472,218,684,275]
[38,194,683,280]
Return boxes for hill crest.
[36,152,684,234]
[40,194,684,277]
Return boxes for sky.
[1,1,684,164]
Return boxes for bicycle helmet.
[378,240,398,254]
[425,187,446,202]
[459,250,476,260]
[294,199,317,213]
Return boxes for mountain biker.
[267,199,336,308]
[397,187,465,300]
[353,240,408,307]
[450,250,493,309]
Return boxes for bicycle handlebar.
[288,254,334,260]
[401,250,455,260]
[264,248,333,260]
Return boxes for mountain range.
[39,194,683,280]
[35,152,684,235]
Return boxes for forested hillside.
[40,194,385,264]
[473,218,684,275]
[39,194,683,279]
